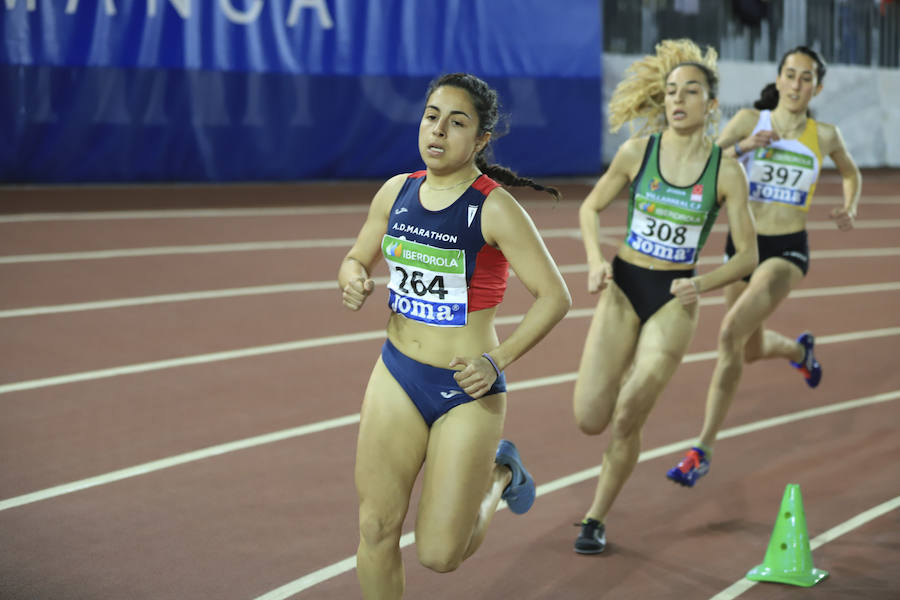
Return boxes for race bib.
[748,147,817,207]
[626,201,705,264]
[382,234,468,327]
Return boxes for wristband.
[734,142,744,157]
[482,352,501,377]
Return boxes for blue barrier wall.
[1,0,603,183]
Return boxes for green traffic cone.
[746,483,828,587]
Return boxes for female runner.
[339,73,571,597]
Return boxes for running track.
[1,171,898,599]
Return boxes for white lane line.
[2,249,899,318]
[2,219,899,264]
[0,239,359,264]
[710,495,900,600]
[253,390,900,600]
[0,279,382,318]
[0,329,387,395]
[0,278,897,395]
[1,194,895,223]
[0,205,370,223]
[0,333,896,514]
[0,414,362,512]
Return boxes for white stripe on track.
[2,219,899,264]
[0,329,387,395]
[0,205,370,223]
[0,414,361,512]
[709,495,900,600]
[0,278,382,318]
[1,194,895,223]
[1,279,897,394]
[1,333,897,513]
[253,390,900,600]
[0,238,359,264]
[2,250,899,318]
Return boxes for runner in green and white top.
[624,131,722,266]
[570,39,758,555]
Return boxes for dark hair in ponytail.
[752,46,827,114]
[753,82,779,110]
[425,73,561,202]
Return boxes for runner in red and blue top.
[338,73,571,598]
[383,170,509,329]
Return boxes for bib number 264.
[394,266,448,300]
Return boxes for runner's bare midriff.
[386,307,500,367]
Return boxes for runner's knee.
[417,536,464,573]
[610,389,657,439]
[358,504,404,550]
[573,387,616,435]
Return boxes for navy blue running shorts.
[380,339,507,427]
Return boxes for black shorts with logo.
[725,230,810,282]
[612,256,695,324]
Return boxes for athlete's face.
[419,86,490,175]
[776,53,822,113]
[664,65,716,132]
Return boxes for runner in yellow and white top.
[667,46,862,488]
[741,108,822,211]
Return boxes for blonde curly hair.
[608,38,720,137]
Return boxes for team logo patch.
[690,184,703,203]
[650,177,661,191]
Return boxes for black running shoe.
[574,518,606,554]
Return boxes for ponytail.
[753,82,779,110]
[475,155,561,203]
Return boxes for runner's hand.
[588,261,613,294]
[342,276,375,310]
[670,277,700,306]
[829,206,855,231]
[739,129,779,154]
[449,355,497,399]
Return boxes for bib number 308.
[642,216,687,245]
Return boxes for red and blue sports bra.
[382,171,509,327]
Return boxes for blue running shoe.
[666,447,710,488]
[790,332,822,388]
[495,439,535,514]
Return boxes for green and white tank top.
[624,133,722,265]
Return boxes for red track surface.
[1,171,898,599]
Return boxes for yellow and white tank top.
[740,110,822,212]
